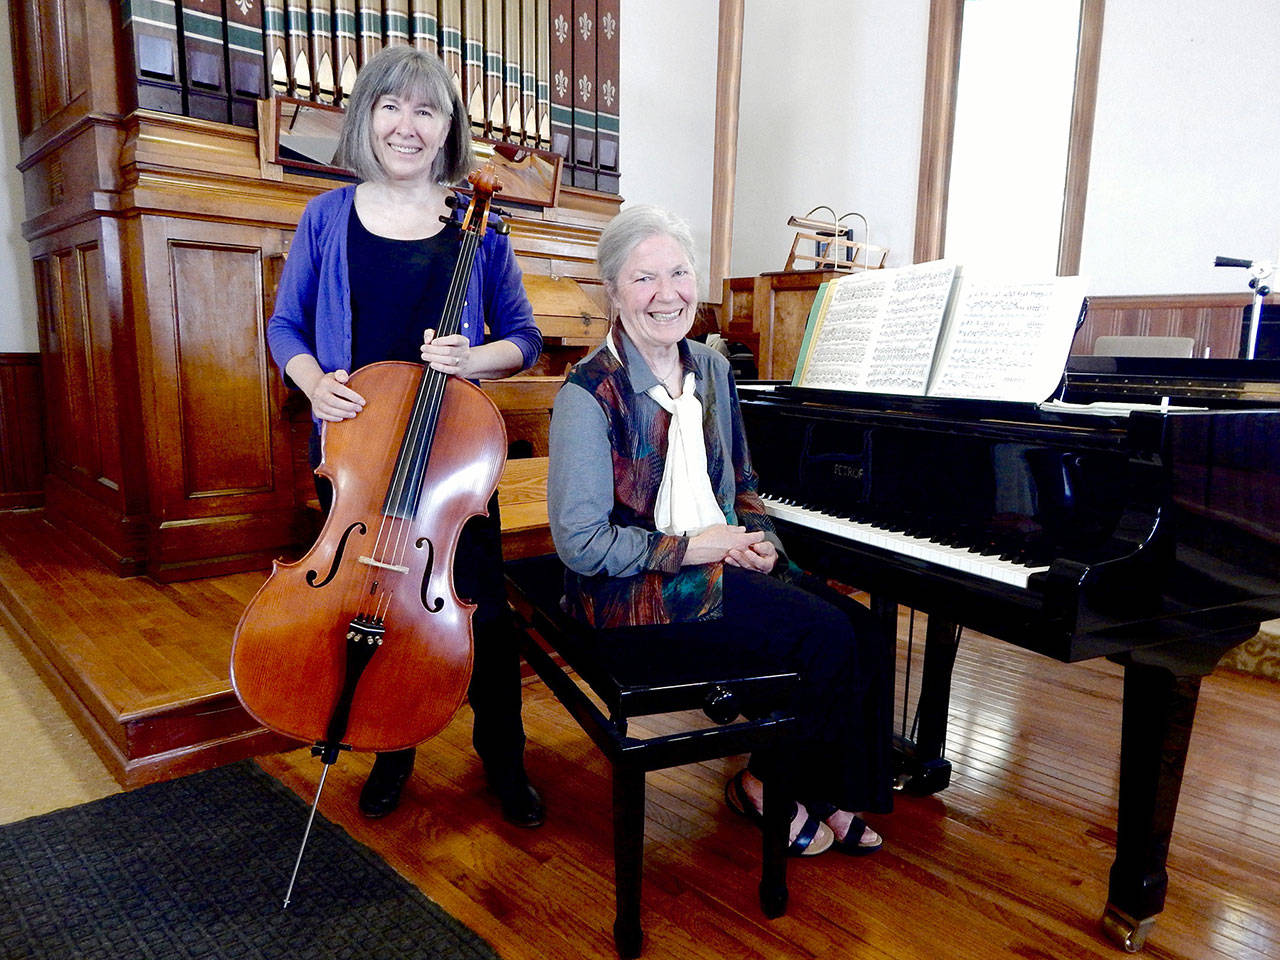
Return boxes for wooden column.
[709,0,744,304]
[1057,0,1105,277]
[914,0,964,265]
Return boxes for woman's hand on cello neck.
[420,327,472,378]
[422,327,527,381]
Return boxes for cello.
[230,168,509,905]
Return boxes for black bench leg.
[760,777,789,917]
[612,763,645,958]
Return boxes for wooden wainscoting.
[0,353,44,510]
[1073,293,1264,358]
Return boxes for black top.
[347,208,460,371]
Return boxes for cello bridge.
[357,555,410,574]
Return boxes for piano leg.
[1102,628,1254,952]
[892,611,958,796]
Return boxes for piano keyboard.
[761,496,1050,589]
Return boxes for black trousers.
[594,566,893,814]
[311,433,527,781]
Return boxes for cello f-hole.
[306,521,368,587]
[416,535,445,612]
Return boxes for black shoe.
[493,777,545,828]
[359,749,416,819]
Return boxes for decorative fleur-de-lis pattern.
[602,79,616,108]
[234,0,253,15]
[555,69,568,99]
[578,11,592,41]
[578,74,591,104]
[554,13,568,44]
[601,10,616,40]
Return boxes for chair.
[504,554,800,958]
[1092,335,1196,358]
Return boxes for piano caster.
[893,756,952,796]
[1100,904,1156,953]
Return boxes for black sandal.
[805,799,883,856]
[724,770,832,857]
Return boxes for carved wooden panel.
[34,236,132,502]
[28,219,148,574]
[135,216,297,578]
[10,0,122,147]
[0,354,45,509]
[169,242,276,498]
[481,376,564,458]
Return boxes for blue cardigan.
[267,184,543,387]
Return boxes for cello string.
[361,214,486,619]
[380,223,482,574]
[358,181,495,624]
[345,218,475,623]
[369,220,478,571]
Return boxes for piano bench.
[504,554,801,958]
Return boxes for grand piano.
[738,356,1280,952]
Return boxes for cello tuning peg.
[494,221,511,236]
[443,195,460,209]
[439,215,454,225]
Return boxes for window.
[916,0,1103,276]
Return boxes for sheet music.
[798,261,958,394]
[798,275,888,390]
[863,261,960,393]
[927,273,1087,402]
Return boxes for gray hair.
[596,205,698,302]
[335,46,475,184]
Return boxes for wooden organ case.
[8,0,618,582]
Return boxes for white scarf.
[607,334,724,536]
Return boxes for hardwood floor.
[260,624,1280,960]
[2,508,1278,959]
[0,511,292,784]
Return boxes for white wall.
[0,0,39,353]
[733,0,930,279]
[617,0,721,299]
[1082,0,1280,294]
[3,0,1279,355]
[729,0,1280,297]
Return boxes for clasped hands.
[306,328,470,422]
[684,524,777,574]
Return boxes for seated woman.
[546,205,892,856]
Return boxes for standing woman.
[547,205,892,856]
[266,45,545,827]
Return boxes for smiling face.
[369,92,451,184]
[612,232,698,357]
